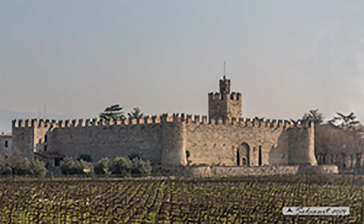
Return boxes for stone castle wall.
[13,118,165,163]
[184,116,315,166]
[161,117,187,165]
[48,123,164,163]
[287,122,317,165]
[12,120,34,160]
[12,114,316,166]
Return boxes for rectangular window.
[5,141,8,148]
[44,145,47,152]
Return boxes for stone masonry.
[11,76,317,168]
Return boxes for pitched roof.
[34,152,65,159]
[0,133,12,137]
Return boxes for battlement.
[11,114,183,129]
[12,114,312,130]
[179,115,312,129]
[208,92,241,101]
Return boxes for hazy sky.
[1,1,364,133]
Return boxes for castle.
[11,76,318,168]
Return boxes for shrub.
[128,152,143,160]
[131,158,152,176]
[77,154,92,163]
[79,159,94,175]
[94,157,111,175]
[111,157,132,176]
[30,159,48,178]
[0,156,47,177]
[60,157,94,175]
[0,162,12,177]
[13,157,32,175]
[60,157,79,175]
[108,156,152,177]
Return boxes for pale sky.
[1,1,364,133]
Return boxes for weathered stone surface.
[11,117,317,166]
[0,133,12,159]
[161,122,187,165]
[10,76,317,170]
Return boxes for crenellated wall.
[12,119,35,160]
[13,115,178,163]
[12,114,316,166]
[208,92,242,119]
[182,115,316,166]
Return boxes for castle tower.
[208,76,242,120]
[219,75,231,94]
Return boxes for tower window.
[44,145,47,152]
[44,135,48,142]
[5,141,8,148]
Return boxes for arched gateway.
[237,142,250,166]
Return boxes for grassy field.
[0,174,363,223]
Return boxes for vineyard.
[1,175,364,223]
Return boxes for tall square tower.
[208,76,242,119]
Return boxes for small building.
[34,152,65,173]
[0,133,12,159]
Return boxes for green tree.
[111,156,132,176]
[77,154,92,163]
[94,158,111,175]
[60,157,78,175]
[128,152,143,160]
[302,109,325,124]
[128,107,144,119]
[60,157,94,175]
[0,150,33,177]
[30,159,48,178]
[100,104,125,121]
[131,157,152,176]
[328,112,360,131]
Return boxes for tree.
[328,112,360,131]
[302,109,325,124]
[128,107,144,119]
[77,154,92,163]
[111,157,132,176]
[94,158,111,175]
[60,157,93,175]
[325,112,363,171]
[30,159,48,178]
[100,104,125,121]
[128,152,143,160]
[0,150,30,178]
[130,157,152,176]
[0,149,48,178]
